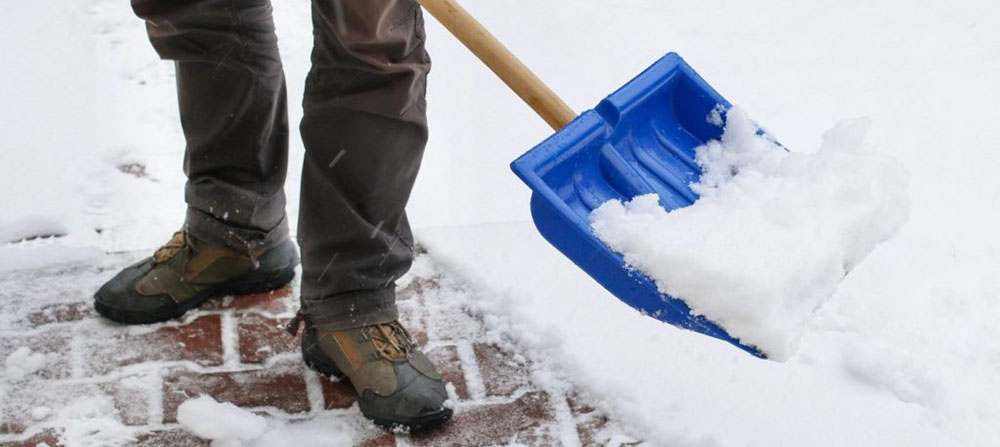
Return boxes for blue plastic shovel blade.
[510,53,766,358]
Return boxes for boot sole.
[300,328,453,432]
[369,409,454,432]
[94,267,296,325]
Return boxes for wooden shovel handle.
[417,0,577,131]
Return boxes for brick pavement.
[0,255,640,446]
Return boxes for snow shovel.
[419,0,765,358]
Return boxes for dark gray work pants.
[131,0,431,329]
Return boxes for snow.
[53,397,135,447]
[249,416,355,447]
[2,0,999,445]
[5,347,51,381]
[420,222,995,446]
[31,406,53,421]
[0,216,68,245]
[413,1,1000,443]
[176,395,360,447]
[176,395,268,446]
[589,107,909,359]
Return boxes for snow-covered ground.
[2,0,999,445]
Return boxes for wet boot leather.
[94,231,297,324]
[297,320,452,430]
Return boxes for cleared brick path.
[0,255,640,446]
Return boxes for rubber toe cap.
[359,362,452,430]
[94,258,174,315]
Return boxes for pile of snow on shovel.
[591,106,909,360]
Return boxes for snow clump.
[55,397,135,447]
[590,106,909,359]
[4,346,51,380]
[177,395,268,447]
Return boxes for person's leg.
[94,0,297,324]
[297,0,431,329]
[132,0,291,252]
[291,0,450,431]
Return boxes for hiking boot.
[295,319,452,431]
[94,231,298,324]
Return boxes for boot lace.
[362,321,416,361]
[153,231,187,264]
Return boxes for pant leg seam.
[389,3,420,31]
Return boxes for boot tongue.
[367,322,415,361]
[153,232,187,264]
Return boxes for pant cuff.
[184,207,289,255]
[301,287,399,330]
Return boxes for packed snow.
[177,396,268,446]
[590,107,909,359]
[31,406,53,420]
[53,397,135,447]
[2,0,999,446]
[4,347,51,381]
[176,395,354,447]
[174,385,380,447]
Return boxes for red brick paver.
[426,345,470,400]
[161,362,311,423]
[201,285,294,314]
[237,313,298,364]
[412,392,557,446]
[82,315,224,376]
[475,343,532,397]
[26,302,95,326]
[0,256,640,446]
[0,430,61,447]
[1,380,150,435]
[135,430,208,447]
[0,328,73,382]
[319,376,357,410]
